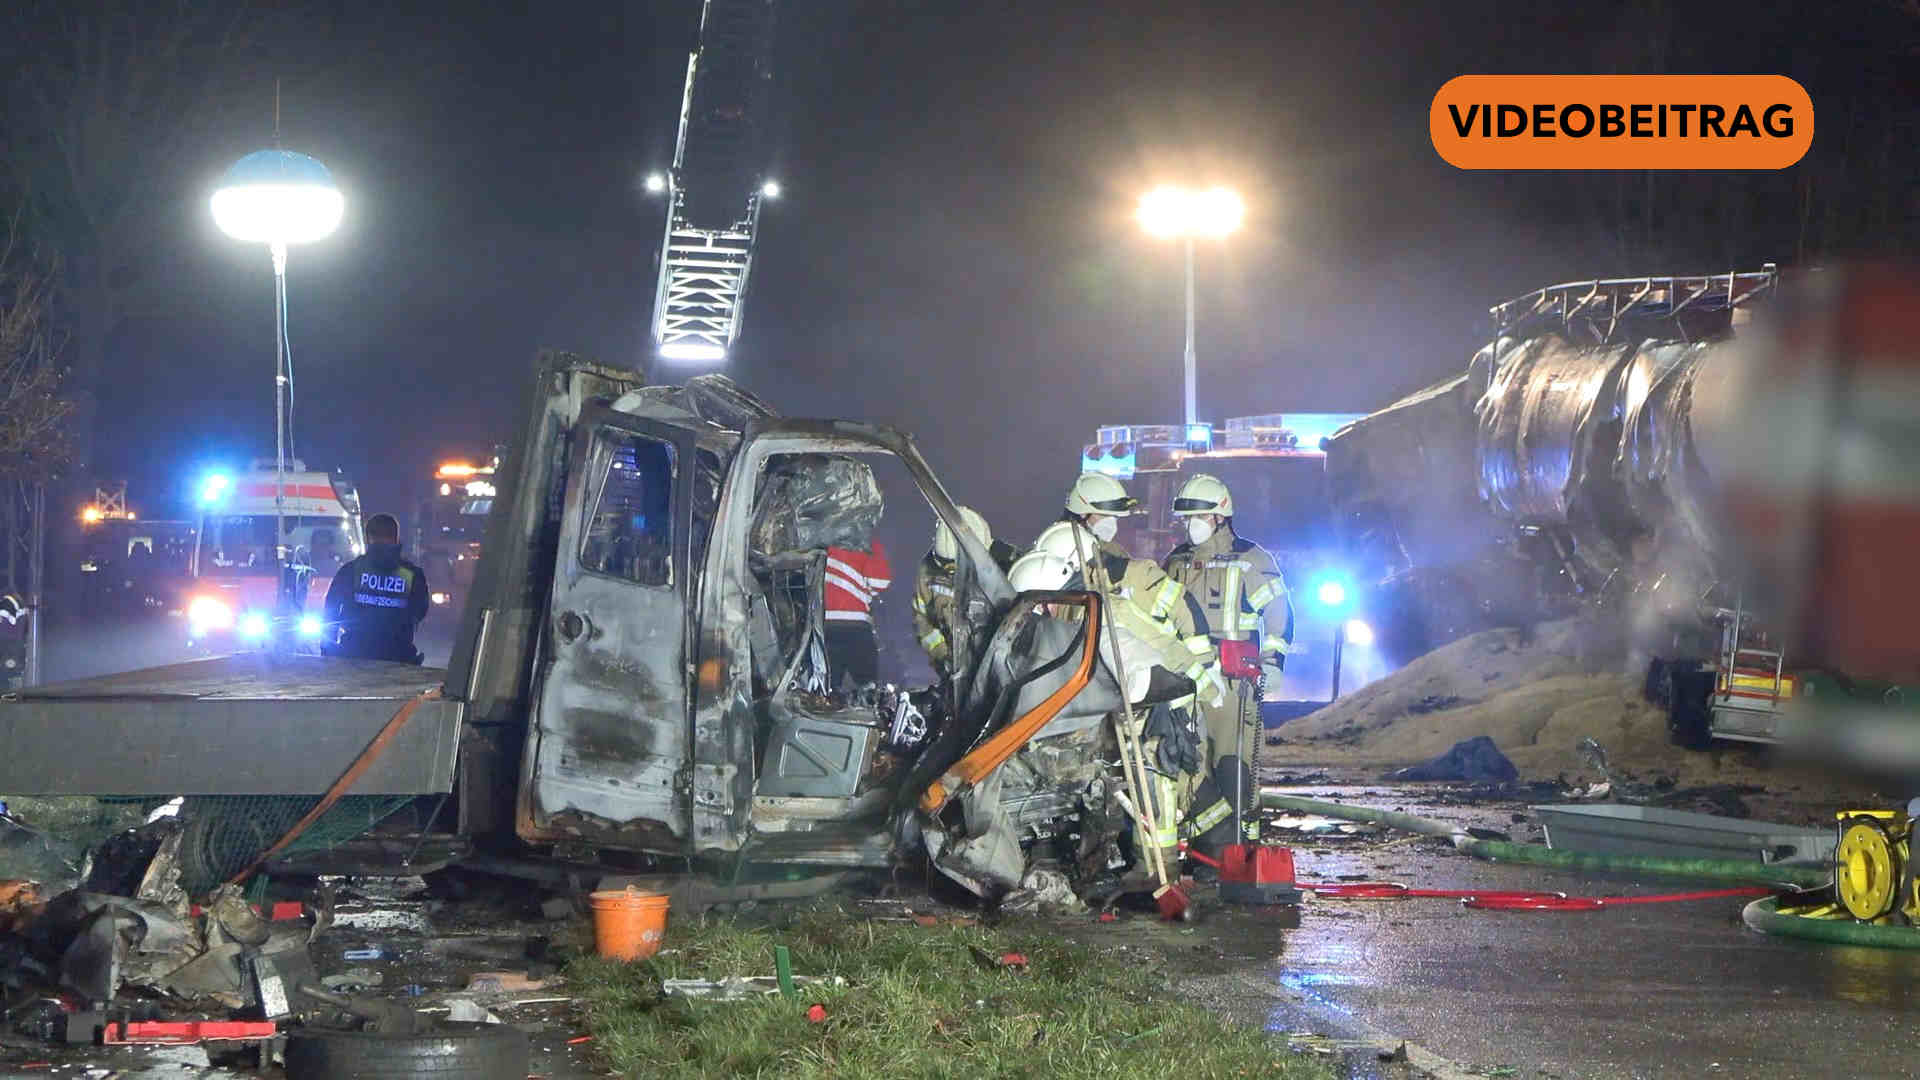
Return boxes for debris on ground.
[572,911,1331,1078]
[662,974,849,999]
[1388,736,1519,783]
[999,866,1085,915]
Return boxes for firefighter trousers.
[1130,736,1184,875]
[1197,676,1262,841]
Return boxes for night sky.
[39,0,1920,546]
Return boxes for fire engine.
[414,453,502,612]
[183,460,365,649]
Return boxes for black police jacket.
[323,544,429,663]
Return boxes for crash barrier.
[1261,794,1832,890]
[590,885,671,961]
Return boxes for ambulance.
[183,460,366,649]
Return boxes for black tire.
[284,1022,530,1080]
[1667,664,1716,750]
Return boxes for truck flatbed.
[0,655,462,797]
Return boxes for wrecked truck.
[0,354,1169,908]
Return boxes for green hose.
[1458,837,1829,888]
[1262,793,1831,889]
[1742,896,1920,949]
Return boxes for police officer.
[1163,473,1293,847]
[912,505,1017,678]
[323,513,430,664]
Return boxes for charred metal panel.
[758,713,879,798]
[1620,340,1724,561]
[522,407,699,852]
[448,354,647,728]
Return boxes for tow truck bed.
[0,655,462,797]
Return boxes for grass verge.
[572,910,1333,1080]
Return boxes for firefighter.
[1031,520,1220,885]
[912,505,1017,677]
[1061,472,1137,560]
[1163,473,1293,848]
[323,513,430,664]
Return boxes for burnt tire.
[284,1022,530,1080]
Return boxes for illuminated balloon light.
[1344,619,1375,648]
[211,150,344,245]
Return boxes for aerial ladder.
[649,0,780,365]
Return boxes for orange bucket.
[588,886,670,961]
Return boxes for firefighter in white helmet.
[1062,472,1138,561]
[913,505,1016,678]
[1032,517,1221,885]
[1162,472,1293,849]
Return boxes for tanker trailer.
[1326,268,1781,714]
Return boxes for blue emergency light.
[1184,423,1213,453]
[199,473,232,507]
[1313,576,1351,610]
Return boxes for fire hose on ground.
[1249,795,1920,946]
[1259,793,1833,890]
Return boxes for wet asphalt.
[1065,785,1920,1080]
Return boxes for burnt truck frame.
[0,354,1147,904]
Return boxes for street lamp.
[210,148,343,604]
[1136,185,1244,427]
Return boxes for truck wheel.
[1667,665,1716,750]
[284,1022,530,1080]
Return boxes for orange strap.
[920,595,1102,814]
[226,686,443,886]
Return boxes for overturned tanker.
[1324,268,1779,659]
[0,355,1193,909]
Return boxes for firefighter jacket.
[913,539,1019,668]
[1162,529,1294,664]
[324,543,429,663]
[1092,551,1220,696]
[913,553,958,666]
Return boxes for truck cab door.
[520,408,698,853]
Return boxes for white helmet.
[1031,521,1094,570]
[1065,472,1138,518]
[1172,472,1233,517]
[1007,551,1075,594]
[933,505,992,561]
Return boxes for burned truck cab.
[450,355,1019,873]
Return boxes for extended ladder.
[650,0,779,365]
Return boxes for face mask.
[1090,516,1119,542]
[1187,517,1216,546]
